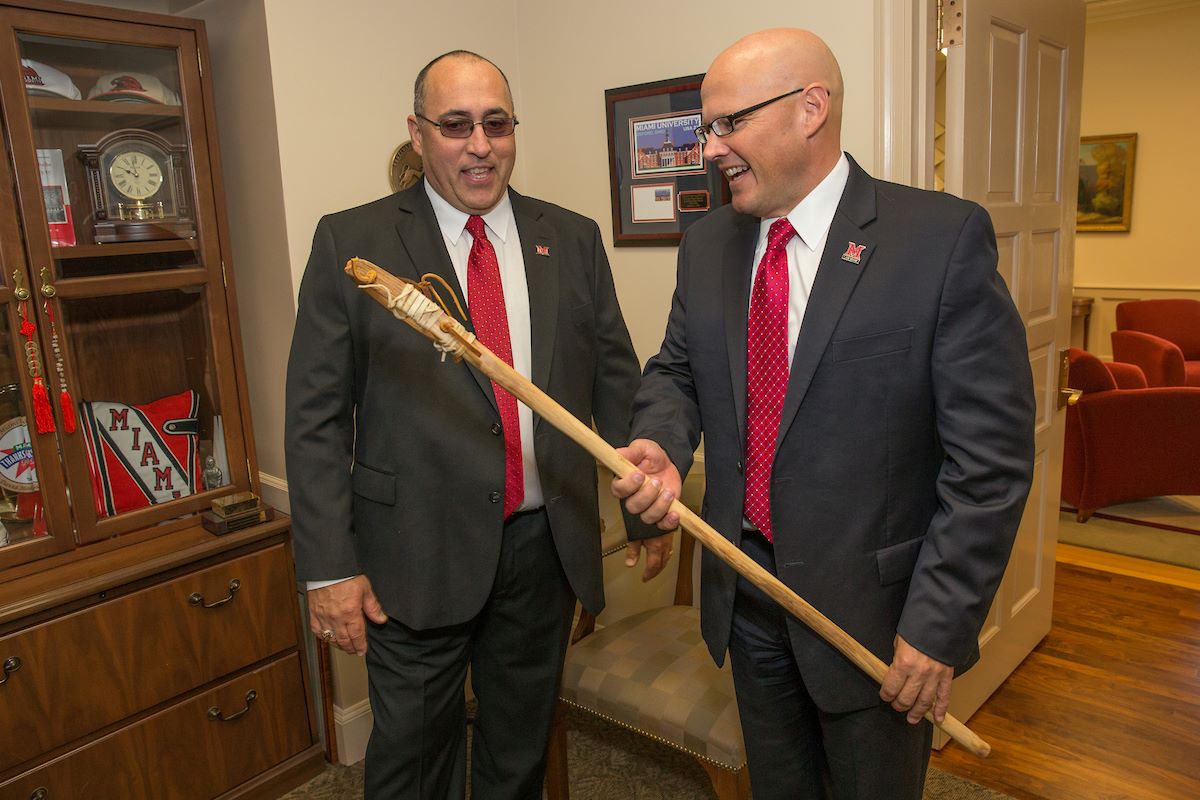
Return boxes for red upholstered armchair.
[1062,347,1200,522]
[1110,299,1200,387]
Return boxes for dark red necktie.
[744,218,795,542]
[466,215,524,518]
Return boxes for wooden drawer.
[1,654,312,799]
[0,544,298,774]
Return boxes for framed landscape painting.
[1078,133,1136,232]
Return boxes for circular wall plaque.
[389,141,424,193]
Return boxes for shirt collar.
[424,177,514,246]
[762,153,850,251]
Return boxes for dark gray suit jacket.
[631,156,1036,713]
[285,184,646,627]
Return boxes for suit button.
[491,423,502,436]
[737,460,744,475]
[489,491,502,503]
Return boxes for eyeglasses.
[416,113,519,138]
[694,86,809,144]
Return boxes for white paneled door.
[937,0,1086,748]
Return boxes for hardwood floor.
[931,554,1200,800]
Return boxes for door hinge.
[1057,348,1081,410]
[220,259,228,288]
[198,47,204,78]
[938,0,965,50]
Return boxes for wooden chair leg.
[544,701,570,800]
[1077,508,1094,523]
[699,760,750,800]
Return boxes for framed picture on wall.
[605,75,729,246]
[1078,133,1136,232]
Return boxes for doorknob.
[1057,348,1080,409]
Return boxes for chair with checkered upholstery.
[545,467,749,800]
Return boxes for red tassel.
[59,389,76,433]
[32,377,56,433]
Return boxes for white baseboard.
[260,472,372,762]
[333,698,373,765]
[258,471,289,514]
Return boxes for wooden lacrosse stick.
[344,256,991,758]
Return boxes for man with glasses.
[286,50,667,799]
[614,28,1034,798]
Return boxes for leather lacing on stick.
[412,272,468,324]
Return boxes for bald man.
[614,29,1034,798]
[287,50,665,799]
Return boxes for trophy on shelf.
[201,490,273,535]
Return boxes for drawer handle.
[30,788,47,800]
[1,656,20,686]
[189,578,241,609]
[207,689,257,722]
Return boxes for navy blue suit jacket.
[631,156,1036,712]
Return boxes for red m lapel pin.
[535,244,550,257]
[841,242,866,264]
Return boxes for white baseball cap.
[87,72,180,105]
[22,59,81,100]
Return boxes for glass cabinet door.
[0,305,75,563]
[0,148,73,567]
[0,9,250,545]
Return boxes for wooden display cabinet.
[0,1,324,796]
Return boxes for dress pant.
[728,531,932,800]
[363,509,576,800]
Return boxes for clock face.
[108,151,164,201]
[79,130,195,242]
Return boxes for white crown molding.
[1087,0,1200,22]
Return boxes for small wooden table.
[1072,295,1095,350]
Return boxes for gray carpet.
[280,706,1011,799]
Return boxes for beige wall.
[1076,5,1200,291]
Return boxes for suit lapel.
[776,160,878,448]
[511,191,558,396]
[394,185,497,413]
[393,185,465,311]
[723,213,760,445]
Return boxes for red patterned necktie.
[466,215,524,518]
[744,218,795,542]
